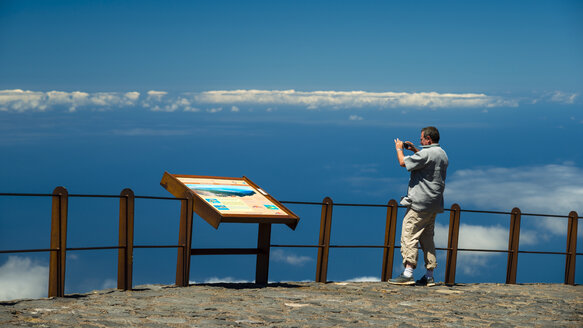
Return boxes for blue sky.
[1,0,582,300]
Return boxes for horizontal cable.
[517,250,568,255]
[0,248,56,254]
[68,194,123,199]
[327,245,450,250]
[333,203,392,208]
[329,245,387,249]
[457,209,512,215]
[70,194,185,201]
[1,193,577,218]
[458,248,509,253]
[191,248,259,255]
[0,193,53,197]
[457,248,575,255]
[134,195,185,201]
[67,246,122,251]
[271,244,418,250]
[283,199,575,218]
[520,212,571,219]
[280,201,326,205]
[134,245,183,249]
[271,244,323,248]
[0,192,186,201]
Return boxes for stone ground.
[1,282,581,327]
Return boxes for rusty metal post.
[315,197,333,283]
[565,211,578,285]
[506,207,521,284]
[118,188,135,290]
[176,192,194,287]
[381,199,399,281]
[445,204,461,285]
[256,223,272,285]
[49,186,68,298]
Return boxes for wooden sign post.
[160,172,299,285]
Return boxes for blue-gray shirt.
[400,144,449,213]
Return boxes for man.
[389,126,448,286]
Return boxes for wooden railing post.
[316,197,333,283]
[176,192,194,287]
[445,203,461,286]
[565,211,578,285]
[506,207,521,284]
[381,199,398,281]
[49,186,68,298]
[256,223,272,285]
[117,188,135,290]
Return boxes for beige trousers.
[400,208,437,270]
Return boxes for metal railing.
[0,188,580,298]
[277,199,580,285]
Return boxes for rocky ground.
[1,282,581,327]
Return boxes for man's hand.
[403,141,419,153]
[394,138,404,150]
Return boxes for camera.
[403,142,412,150]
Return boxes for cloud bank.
[0,89,140,112]
[193,277,251,284]
[271,250,312,266]
[6,88,570,112]
[533,91,579,105]
[434,223,538,275]
[445,163,583,235]
[0,256,48,301]
[343,276,381,282]
[193,89,516,109]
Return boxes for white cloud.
[2,89,578,112]
[548,91,578,104]
[206,107,223,113]
[194,277,250,284]
[445,163,583,235]
[146,90,167,100]
[349,115,363,121]
[434,223,537,275]
[101,279,117,290]
[271,249,312,266]
[0,89,49,111]
[194,89,516,109]
[142,90,169,111]
[0,89,140,112]
[531,91,579,105]
[159,97,195,112]
[343,276,381,282]
[0,256,48,301]
[435,223,537,250]
[125,91,140,101]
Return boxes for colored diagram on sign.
[187,184,256,197]
[178,178,289,216]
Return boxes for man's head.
[421,126,440,145]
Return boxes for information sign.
[160,172,299,229]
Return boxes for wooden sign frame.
[160,172,299,230]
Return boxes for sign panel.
[160,172,299,229]
[177,176,289,216]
